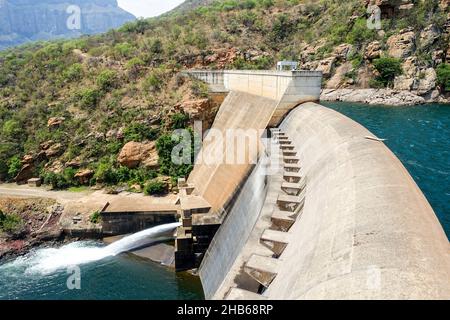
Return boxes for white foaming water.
[0,222,180,275]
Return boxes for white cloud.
[118,0,185,18]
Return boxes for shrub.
[42,172,70,189]
[90,211,102,224]
[143,73,163,92]
[191,80,209,98]
[171,113,190,130]
[436,63,450,92]
[126,58,145,79]
[0,210,24,234]
[94,159,117,185]
[150,39,164,55]
[346,18,377,45]
[144,180,168,196]
[63,63,83,82]
[271,14,293,42]
[372,57,403,87]
[7,156,21,180]
[156,132,194,180]
[2,119,21,139]
[123,123,159,142]
[77,88,101,108]
[114,43,135,58]
[96,70,118,91]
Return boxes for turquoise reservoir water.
[322,102,450,238]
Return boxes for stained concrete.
[202,102,450,300]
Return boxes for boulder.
[393,57,417,90]
[316,56,337,78]
[177,99,209,119]
[419,25,440,49]
[118,141,159,169]
[44,143,63,158]
[326,62,354,89]
[74,169,94,185]
[47,117,65,128]
[365,41,382,60]
[65,158,82,168]
[415,68,437,95]
[14,164,34,184]
[386,28,416,59]
[44,160,64,174]
[333,44,353,60]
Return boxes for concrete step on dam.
[176,70,450,299]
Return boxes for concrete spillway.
[200,102,450,300]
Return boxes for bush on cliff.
[0,210,24,235]
[373,57,403,88]
[436,64,450,92]
[144,180,168,196]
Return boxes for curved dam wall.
[185,70,322,217]
[200,102,450,299]
[199,155,269,299]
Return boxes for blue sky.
[117,0,185,18]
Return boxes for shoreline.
[320,88,449,106]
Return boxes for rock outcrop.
[321,88,426,106]
[117,141,159,169]
[0,0,135,50]
[386,28,416,59]
[74,169,94,185]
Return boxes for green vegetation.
[144,179,168,196]
[372,57,403,88]
[0,0,447,193]
[89,211,102,224]
[96,70,118,91]
[0,210,24,234]
[436,63,450,92]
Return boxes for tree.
[436,63,450,92]
[372,57,403,87]
[7,156,21,180]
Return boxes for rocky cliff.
[0,0,135,49]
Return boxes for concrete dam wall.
[199,102,450,299]
[175,70,321,270]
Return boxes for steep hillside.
[170,0,216,13]
[0,0,135,50]
[0,0,449,193]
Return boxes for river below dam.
[0,102,448,300]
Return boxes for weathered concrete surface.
[203,102,450,300]
[263,103,450,299]
[185,70,322,126]
[198,154,270,298]
[188,91,278,217]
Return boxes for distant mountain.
[0,0,135,50]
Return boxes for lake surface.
[322,102,450,238]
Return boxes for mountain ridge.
[0,0,135,50]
